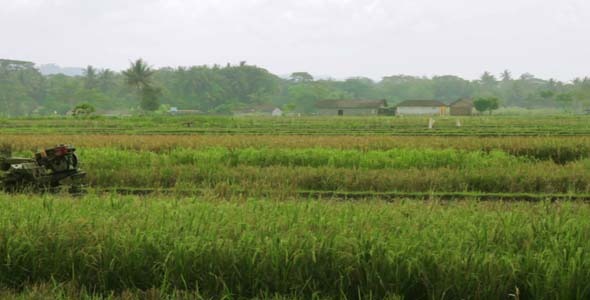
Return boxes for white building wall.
[396,106,441,115]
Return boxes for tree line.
[1,58,590,116]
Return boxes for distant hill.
[37,63,84,76]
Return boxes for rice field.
[2,195,590,299]
[2,115,590,299]
[2,114,590,135]
[52,147,590,195]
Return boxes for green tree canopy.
[0,57,588,116]
[474,96,500,115]
[290,72,314,83]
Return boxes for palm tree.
[480,71,497,86]
[500,70,512,82]
[83,65,97,89]
[122,59,154,91]
[122,59,159,111]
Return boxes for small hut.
[449,98,474,116]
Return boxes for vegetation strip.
[5,136,590,194]
[95,187,590,202]
[3,115,590,136]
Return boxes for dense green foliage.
[2,59,590,116]
[71,103,95,117]
[1,195,590,299]
[473,96,500,114]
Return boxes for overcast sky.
[1,0,589,81]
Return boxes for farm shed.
[395,100,448,116]
[449,98,474,116]
[315,99,387,116]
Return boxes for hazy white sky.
[1,0,588,80]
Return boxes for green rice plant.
[1,195,590,299]
[77,147,526,171]
[62,147,590,194]
[4,133,590,164]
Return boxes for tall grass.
[66,147,589,194]
[6,136,590,193]
[1,195,590,299]
[3,134,590,163]
[76,147,521,169]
